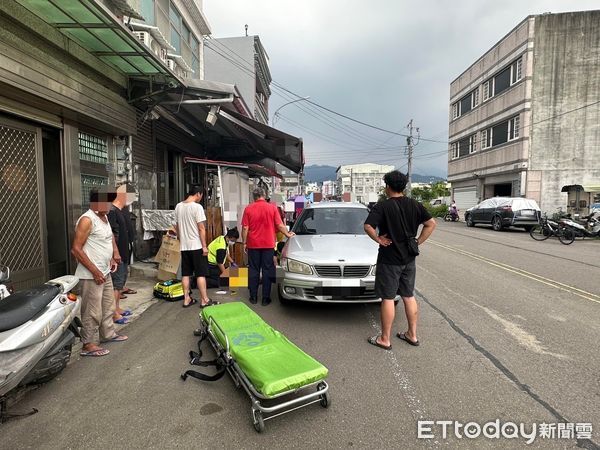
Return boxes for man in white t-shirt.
[174,185,216,308]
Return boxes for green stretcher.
[181,302,330,432]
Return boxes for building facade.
[322,180,336,198]
[336,163,394,204]
[448,11,600,213]
[204,35,271,124]
[0,0,303,287]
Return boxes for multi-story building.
[305,182,320,194]
[204,36,271,124]
[322,180,336,198]
[448,10,600,214]
[336,163,394,204]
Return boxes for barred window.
[79,132,108,164]
[81,174,108,210]
[509,115,520,140]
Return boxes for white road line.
[365,310,440,448]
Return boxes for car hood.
[284,234,378,265]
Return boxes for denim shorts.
[374,260,416,299]
[111,262,128,290]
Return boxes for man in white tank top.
[72,188,128,357]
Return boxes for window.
[460,93,472,116]
[511,58,523,84]
[472,88,479,108]
[141,0,155,25]
[509,115,520,140]
[450,143,458,159]
[481,128,492,149]
[293,208,369,235]
[494,66,511,96]
[452,102,460,119]
[492,121,509,146]
[483,80,491,101]
[457,134,475,157]
[78,132,108,163]
[470,135,477,154]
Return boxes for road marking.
[365,311,441,448]
[465,300,569,360]
[428,240,600,305]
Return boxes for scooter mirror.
[0,265,9,282]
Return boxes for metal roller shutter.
[453,186,478,211]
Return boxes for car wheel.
[466,214,474,227]
[492,216,503,231]
[276,285,293,305]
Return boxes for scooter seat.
[0,284,61,332]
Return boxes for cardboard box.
[155,235,181,279]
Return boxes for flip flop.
[113,317,129,325]
[120,310,133,317]
[183,298,198,308]
[367,335,392,350]
[200,299,220,308]
[103,334,128,343]
[80,348,110,357]
[119,294,128,299]
[397,332,420,346]
[123,288,137,294]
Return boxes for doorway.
[493,183,512,197]
[42,128,68,278]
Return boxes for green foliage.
[424,204,448,218]
[410,181,449,203]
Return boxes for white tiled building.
[336,163,394,204]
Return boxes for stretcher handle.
[208,316,230,354]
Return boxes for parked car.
[590,203,600,214]
[277,202,379,304]
[464,197,541,231]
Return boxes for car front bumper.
[277,268,379,303]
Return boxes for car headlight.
[282,258,313,275]
[370,265,377,276]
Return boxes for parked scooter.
[561,212,600,240]
[0,270,81,422]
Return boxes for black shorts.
[181,250,208,277]
[374,260,416,299]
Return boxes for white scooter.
[0,265,11,300]
[0,268,81,423]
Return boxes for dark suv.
[465,197,541,231]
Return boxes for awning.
[15,0,177,78]
[183,157,282,180]
[561,184,600,193]
[218,110,304,174]
[129,76,304,174]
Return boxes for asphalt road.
[2,221,599,449]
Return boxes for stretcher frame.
[196,315,330,432]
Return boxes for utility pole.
[405,119,420,197]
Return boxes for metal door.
[0,117,47,289]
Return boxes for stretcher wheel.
[317,382,330,408]
[252,409,265,433]
[319,391,330,408]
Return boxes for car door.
[472,199,491,223]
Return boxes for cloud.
[204,0,600,177]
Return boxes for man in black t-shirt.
[364,171,436,351]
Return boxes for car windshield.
[293,207,368,235]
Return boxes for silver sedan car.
[277,202,380,304]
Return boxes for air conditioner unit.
[133,31,152,48]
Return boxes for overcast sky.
[204,1,599,177]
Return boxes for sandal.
[120,310,132,317]
[103,334,128,343]
[113,317,129,325]
[200,299,220,308]
[397,332,420,346]
[367,335,392,350]
[122,288,137,295]
[183,298,198,308]
[80,348,110,357]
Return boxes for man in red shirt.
[242,188,295,305]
